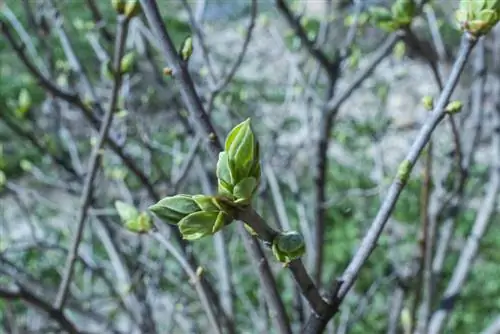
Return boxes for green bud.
[391,0,416,26]
[0,170,6,189]
[120,52,135,74]
[17,88,32,117]
[115,201,152,234]
[369,7,399,32]
[125,212,153,233]
[456,0,500,36]
[111,0,126,14]
[178,210,231,240]
[225,118,260,182]
[124,0,141,18]
[272,231,306,264]
[445,100,463,114]
[180,36,193,61]
[422,96,434,111]
[233,177,258,205]
[101,59,115,80]
[115,200,139,222]
[149,194,201,224]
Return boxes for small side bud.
[272,231,306,265]
[115,201,152,234]
[17,88,32,117]
[124,0,141,18]
[445,100,463,114]
[120,52,136,74]
[180,36,193,61]
[421,95,434,111]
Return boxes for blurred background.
[1,0,499,333]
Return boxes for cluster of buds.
[217,118,261,206]
[368,0,416,32]
[456,0,500,37]
[118,118,306,264]
[147,119,261,240]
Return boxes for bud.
[391,0,416,26]
[115,201,152,233]
[225,118,260,183]
[445,100,463,114]
[0,170,5,189]
[111,0,126,14]
[178,210,232,240]
[120,52,135,74]
[456,0,500,36]
[180,36,193,61]
[422,95,434,111]
[272,231,306,264]
[124,0,141,18]
[149,194,201,224]
[101,59,114,80]
[369,7,399,32]
[400,307,412,334]
[17,88,32,117]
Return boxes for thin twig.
[152,232,223,334]
[237,225,292,334]
[54,15,131,310]
[275,0,334,73]
[312,32,401,284]
[0,286,80,334]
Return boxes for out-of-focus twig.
[54,15,131,310]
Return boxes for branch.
[236,207,330,317]
[139,0,223,157]
[303,33,477,333]
[312,32,401,284]
[237,225,292,334]
[54,15,131,310]
[275,0,335,74]
[0,286,80,334]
